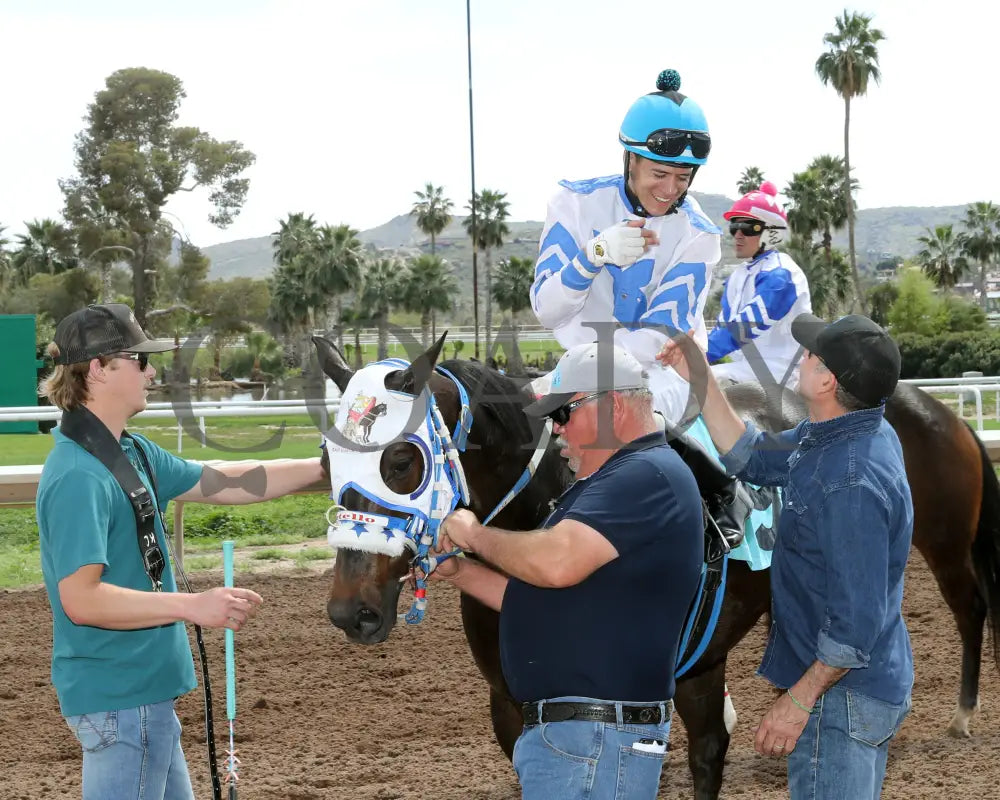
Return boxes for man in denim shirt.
[659,313,913,799]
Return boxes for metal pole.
[466,0,480,360]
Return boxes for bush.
[896,330,1000,378]
[182,509,276,539]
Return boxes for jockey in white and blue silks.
[708,182,812,390]
[529,68,740,734]
[531,69,720,425]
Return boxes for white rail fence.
[0,400,341,453]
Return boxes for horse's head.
[313,334,569,644]
[313,334,456,643]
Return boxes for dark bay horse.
[314,335,1000,800]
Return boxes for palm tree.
[11,218,78,282]
[816,10,885,313]
[785,155,856,260]
[784,234,852,317]
[0,224,12,294]
[916,225,968,290]
[338,304,368,369]
[401,254,458,348]
[410,183,453,255]
[958,201,1000,308]
[243,331,282,380]
[268,262,314,369]
[311,224,363,347]
[737,167,765,196]
[491,256,535,374]
[359,255,407,360]
[463,189,510,356]
[272,212,317,267]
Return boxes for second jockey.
[709,182,812,390]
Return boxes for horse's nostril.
[356,606,382,634]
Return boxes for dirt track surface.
[1,554,998,799]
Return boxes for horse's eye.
[390,458,413,476]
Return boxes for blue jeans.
[512,696,671,800]
[788,685,911,800]
[64,699,195,800]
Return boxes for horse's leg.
[674,660,730,800]
[907,428,987,738]
[916,545,987,737]
[489,687,522,761]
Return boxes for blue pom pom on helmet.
[619,69,711,166]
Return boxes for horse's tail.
[969,423,1000,671]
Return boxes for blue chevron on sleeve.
[536,222,580,279]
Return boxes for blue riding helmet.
[619,69,711,166]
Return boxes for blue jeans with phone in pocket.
[512,696,670,799]
[64,699,195,800]
[787,685,911,800]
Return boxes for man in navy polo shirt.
[433,342,703,799]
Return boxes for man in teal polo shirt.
[36,303,326,800]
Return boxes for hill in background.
[203,191,972,285]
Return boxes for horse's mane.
[722,381,807,433]
[437,359,541,451]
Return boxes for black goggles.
[729,219,765,237]
[622,128,711,160]
[113,351,150,370]
[546,391,608,426]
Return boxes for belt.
[521,701,668,726]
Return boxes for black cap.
[791,313,901,407]
[53,304,175,365]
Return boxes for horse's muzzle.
[327,598,389,643]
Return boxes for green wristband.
[787,689,814,714]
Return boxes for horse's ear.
[312,335,354,393]
[398,332,448,395]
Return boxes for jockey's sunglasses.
[112,351,150,370]
[547,391,609,426]
[621,128,712,160]
[729,219,765,237]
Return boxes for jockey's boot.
[664,429,751,551]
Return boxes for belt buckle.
[636,706,657,724]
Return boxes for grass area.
[0,491,332,590]
[0,414,328,467]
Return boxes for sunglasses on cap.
[547,391,608,426]
[622,128,711,160]
[112,351,150,370]
[729,219,765,237]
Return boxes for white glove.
[586,221,646,267]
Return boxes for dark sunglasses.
[547,391,608,426]
[622,128,711,160]
[729,219,765,237]
[113,352,150,370]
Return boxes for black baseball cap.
[53,303,175,365]
[791,313,901,407]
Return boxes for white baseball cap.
[523,342,648,418]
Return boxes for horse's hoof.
[947,723,972,739]
[947,704,978,739]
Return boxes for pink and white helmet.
[723,181,788,247]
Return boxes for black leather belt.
[522,701,667,726]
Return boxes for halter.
[324,359,550,624]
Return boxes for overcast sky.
[2,0,996,249]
